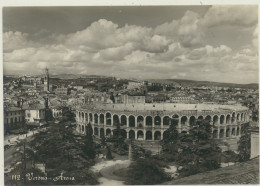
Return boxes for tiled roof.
[163,158,259,185]
[23,104,45,110]
[5,106,23,112]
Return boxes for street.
[4,127,47,171]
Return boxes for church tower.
[44,68,49,92]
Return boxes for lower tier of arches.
[76,123,243,140]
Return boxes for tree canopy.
[238,123,251,162]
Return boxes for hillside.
[147,79,258,89]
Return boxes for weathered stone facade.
[75,103,249,141]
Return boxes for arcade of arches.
[76,110,248,141]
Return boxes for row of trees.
[125,118,252,184]
[8,107,99,185]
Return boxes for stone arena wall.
[75,103,249,141]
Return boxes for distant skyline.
[3,5,259,84]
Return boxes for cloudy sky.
[3,5,258,83]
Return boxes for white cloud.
[178,11,205,48]
[203,5,258,27]
[3,10,258,83]
[205,45,232,57]
[252,24,258,48]
[3,31,37,52]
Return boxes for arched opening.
[100,128,104,137]
[236,127,240,136]
[94,113,98,124]
[198,115,203,120]
[137,116,144,128]
[85,113,88,122]
[213,130,218,138]
[113,115,120,126]
[232,113,235,123]
[81,112,84,120]
[129,130,135,139]
[226,128,230,137]
[146,131,152,140]
[205,115,211,122]
[181,116,188,126]
[220,115,225,124]
[219,129,224,138]
[137,130,144,140]
[241,113,244,122]
[172,114,179,126]
[226,115,231,124]
[163,116,170,126]
[94,127,98,136]
[82,125,84,132]
[146,116,153,127]
[154,131,161,140]
[213,115,219,125]
[129,115,135,127]
[189,116,196,126]
[121,130,127,139]
[106,113,111,125]
[121,115,127,126]
[232,128,235,136]
[106,128,111,136]
[100,114,104,124]
[237,113,240,122]
[181,131,187,134]
[89,113,93,122]
[154,116,161,126]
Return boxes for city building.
[55,85,68,95]
[44,68,50,92]
[75,103,249,150]
[171,96,194,103]
[51,107,63,118]
[119,94,145,104]
[24,105,46,125]
[4,106,25,133]
[127,81,142,89]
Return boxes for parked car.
[15,161,22,166]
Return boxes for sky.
[2,5,259,84]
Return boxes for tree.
[83,123,96,159]
[60,106,76,123]
[100,132,106,147]
[111,122,128,155]
[177,119,222,177]
[106,146,113,160]
[25,122,98,185]
[45,108,53,123]
[162,119,179,154]
[125,158,170,185]
[238,123,251,162]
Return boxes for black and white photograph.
[2,2,259,185]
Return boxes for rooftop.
[163,157,259,184]
[5,106,23,112]
[23,104,45,110]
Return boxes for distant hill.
[4,73,258,89]
[147,79,259,89]
[50,74,109,79]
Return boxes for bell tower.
[44,68,49,92]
